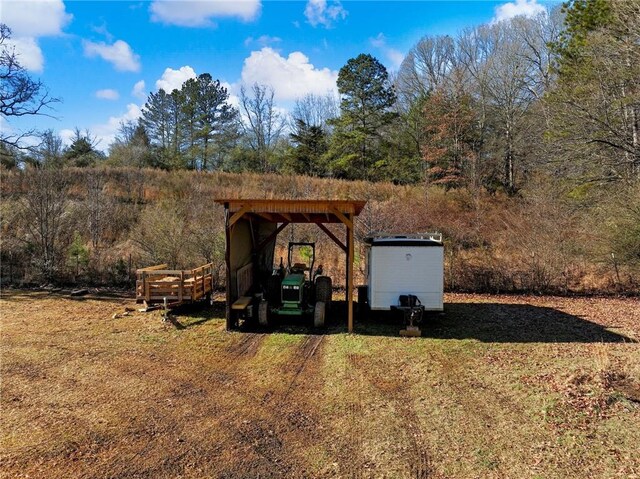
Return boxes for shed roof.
[214,198,366,224]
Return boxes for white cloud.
[150,0,261,27]
[493,0,546,22]
[304,0,347,28]
[369,33,385,49]
[96,89,119,100]
[221,81,240,109]
[61,103,143,151]
[369,33,404,71]
[91,23,114,42]
[155,66,197,92]
[83,39,141,72]
[244,34,281,48]
[1,0,72,37]
[240,47,338,102]
[59,128,76,147]
[0,0,72,72]
[132,80,147,99]
[3,37,44,72]
[92,103,143,151]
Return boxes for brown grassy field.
[1,291,639,478]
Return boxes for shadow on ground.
[360,301,635,343]
[165,300,227,329]
[172,300,635,344]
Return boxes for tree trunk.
[505,119,515,194]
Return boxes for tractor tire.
[266,275,281,304]
[315,276,332,306]
[314,301,326,328]
[258,301,270,327]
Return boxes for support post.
[144,271,149,302]
[347,213,354,333]
[224,203,233,330]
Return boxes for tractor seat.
[292,262,308,271]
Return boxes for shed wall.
[228,219,277,301]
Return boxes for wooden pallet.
[136,263,214,305]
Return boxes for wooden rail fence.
[136,263,214,305]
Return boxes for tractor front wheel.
[314,301,326,328]
[258,300,270,327]
[315,276,332,306]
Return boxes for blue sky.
[1,0,556,150]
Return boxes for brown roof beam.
[331,207,353,229]
[256,212,275,222]
[256,222,290,253]
[316,223,347,252]
[229,204,251,227]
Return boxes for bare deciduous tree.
[34,129,65,168]
[291,92,339,130]
[548,1,640,180]
[132,202,190,269]
[19,168,70,280]
[239,83,286,173]
[397,35,457,109]
[0,24,60,148]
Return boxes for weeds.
[2,168,639,294]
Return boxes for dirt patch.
[225,332,267,359]
[350,354,434,478]
[280,335,324,401]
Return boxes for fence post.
[144,271,149,302]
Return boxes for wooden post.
[347,213,354,333]
[144,271,150,302]
[179,271,184,302]
[224,203,233,330]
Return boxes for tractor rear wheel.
[258,301,270,327]
[266,275,281,304]
[315,276,332,306]
[313,301,325,328]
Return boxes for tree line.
[0,1,638,290]
[3,1,639,192]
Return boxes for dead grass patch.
[1,291,639,478]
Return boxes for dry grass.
[3,168,639,293]
[1,291,639,478]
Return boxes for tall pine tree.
[327,54,397,180]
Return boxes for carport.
[214,199,366,333]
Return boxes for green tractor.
[258,242,332,328]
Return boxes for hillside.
[1,167,638,294]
